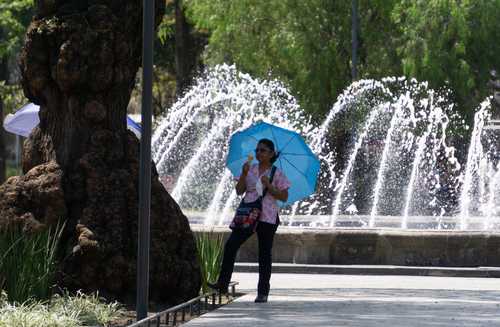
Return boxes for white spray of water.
[330,106,384,227]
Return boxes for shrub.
[195,230,224,293]
[50,291,123,326]
[0,222,64,303]
[0,291,123,327]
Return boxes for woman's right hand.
[236,162,250,195]
[242,162,250,176]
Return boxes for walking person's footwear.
[254,294,268,303]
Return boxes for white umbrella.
[3,103,142,138]
[3,103,39,137]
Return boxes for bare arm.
[267,186,288,202]
[236,162,250,195]
[235,174,247,195]
[261,175,289,202]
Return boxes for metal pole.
[351,0,358,81]
[136,0,154,321]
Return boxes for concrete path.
[184,273,500,326]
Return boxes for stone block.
[331,230,379,264]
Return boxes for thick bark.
[0,95,5,184]
[0,0,201,304]
[0,54,7,183]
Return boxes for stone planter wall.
[193,226,500,266]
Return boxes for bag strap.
[262,166,277,198]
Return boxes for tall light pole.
[351,0,359,81]
[137,0,154,321]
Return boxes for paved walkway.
[184,273,500,326]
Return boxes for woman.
[209,138,291,303]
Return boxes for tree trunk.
[0,1,201,304]
[0,57,6,184]
[174,0,195,95]
[0,25,7,184]
[0,100,5,184]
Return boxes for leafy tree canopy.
[393,0,500,118]
[186,0,500,120]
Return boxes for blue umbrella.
[226,121,320,207]
[3,103,142,138]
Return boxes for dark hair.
[258,138,279,163]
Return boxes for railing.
[128,282,239,327]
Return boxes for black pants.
[218,221,278,296]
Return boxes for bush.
[50,291,123,326]
[0,291,123,327]
[195,230,224,293]
[0,222,64,303]
[0,301,80,327]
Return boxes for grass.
[50,291,123,326]
[0,222,64,303]
[0,291,123,327]
[0,222,123,327]
[5,158,22,179]
[5,165,21,178]
[195,230,224,293]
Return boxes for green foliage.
[0,0,33,58]
[185,0,499,121]
[394,1,471,95]
[6,164,22,179]
[0,291,123,327]
[186,0,354,116]
[50,291,123,326]
[157,3,176,47]
[155,1,177,74]
[195,230,224,294]
[0,81,26,115]
[356,0,402,78]
[0,222,64,303]
[393,0,500,117]
[0,0,498,124]
[0,301,80,327]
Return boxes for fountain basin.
[192,225,500,267]
[188,212,500,230]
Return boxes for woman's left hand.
[261,176,271,188]
[262,175,288,202]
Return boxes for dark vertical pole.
[351,0,359,81]
[137,0,154,321]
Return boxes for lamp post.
[136,0,154,321]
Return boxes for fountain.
[152,65,500,266]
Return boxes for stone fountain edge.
[192,225,500,267]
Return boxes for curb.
[234,263,500,278]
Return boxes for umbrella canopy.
[3,103,142,138]
[226,121,320,207]
[2,103,39,137]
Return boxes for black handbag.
[230,166,277,232]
